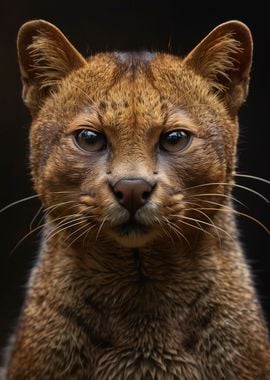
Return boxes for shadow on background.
[0,0,269,355]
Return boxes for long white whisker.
[162,216,191,247]
[44,200,78,213]
[43,216,86,243]
[30,205,44,230]
[47,215,87,233]
[193,207,270,236]
[83,224,96,249]
[185,192,248,208]
[96,216,108,241]
[63,222,89,244]
[45,218,87,244]
[10,214,83,255]
[234,173,270,185]
[154,216,175,246]
[0,194,40,215]
[183,182,269,203]
[10,225,43,255]
[187,207,222,244]
[39,203,80,227]
[67,225,95,250]
[191,198,244,212]
[51,191,83,194]
[180,210,233,241]
[173,215,216,239]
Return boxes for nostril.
[115,191,123,200]
[142,191,151,200]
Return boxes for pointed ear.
[184,21,253,113]
[17,20,86,115]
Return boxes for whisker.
[36,215,85,244]
[10,213,83,255]
[41,200,82,226]
[185,193,248,208]
[45,218,88,244]
[183,199,231,241]
[50,191,80,194]
[44,200,78,213]
[0,194,40,215]
[191,198,245,213]
[183,182,269,203]
[154,216,173,241]
[179,211,233,241]
[83,224,96,249]
[173,215,216,239]
[10,214,89,255]
[186,207,222,244]
[0,189,91,216]
[46,214,87,235]
[194,207,270,235]
[30,205,44,230]
[96,216,108,241]
[63,222,89,244]
[10,224,44,255]
[234,173,270,185]
[154,216,175,246]
[162,216,191,247]
[67,225,95,250]
[39,203,80,227]
[42,204,78,223]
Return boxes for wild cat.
[2,19,270,379]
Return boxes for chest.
[92,347,200,380]
[82,310,201,379]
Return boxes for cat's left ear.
[184,21,253,113]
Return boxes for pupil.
[168,131,183,144]
[81,130,98,144]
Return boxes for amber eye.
[159,130,192,152]
[74,129,107,152]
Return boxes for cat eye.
[74,129,107,152]
[159,130,192,152]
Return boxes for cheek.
[36,146,106,205]
[159,144,226,191]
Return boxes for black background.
[0,1,269,357]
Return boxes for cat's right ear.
[17,20,86,115]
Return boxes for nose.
[111,178,155,215]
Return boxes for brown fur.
[3,19,270,379]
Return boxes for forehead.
[77,53,185,123]
[57,51,222,131]
[87,52,170,126]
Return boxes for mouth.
[115,218,150,236]
[109,217,154,247]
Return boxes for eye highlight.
[74,129,107,152]
[159,130,192,152]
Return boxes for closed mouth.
[116,219,150,236]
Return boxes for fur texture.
[3,20,270,379]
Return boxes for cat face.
[17,21,252,248]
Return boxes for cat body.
[3,20,270,379]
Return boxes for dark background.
[0,0,269,357]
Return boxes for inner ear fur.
[184,21,253,113]
[17,19,86,115]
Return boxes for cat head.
[17,20,252,248]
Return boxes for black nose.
[111,178,155,215]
